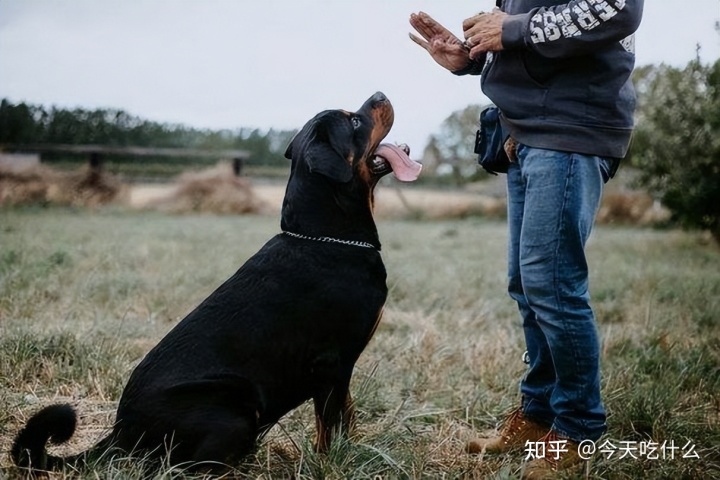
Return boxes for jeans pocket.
[599,157,620,183]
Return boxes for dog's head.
[284,92,421,187]
[281,92,421,245]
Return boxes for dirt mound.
[0,164,128,207]
[146,162,267,214]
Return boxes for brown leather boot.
[466,407,548,454]
[521,430,585,480]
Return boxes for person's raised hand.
[462,9,506,59]
[409,11,471,72]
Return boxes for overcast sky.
[1,1,719,152]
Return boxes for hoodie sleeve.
[501,0,644,58]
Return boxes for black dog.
[12,92,421,473]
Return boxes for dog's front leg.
[312,383,355,453]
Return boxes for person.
[409,2,644,478]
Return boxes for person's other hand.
[462,9,506,59]
[409,11,471,72]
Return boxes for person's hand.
[462,9,507,59]
[409,11,472,72]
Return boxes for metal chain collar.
[282,231,376,249]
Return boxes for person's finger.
[408,32,430,50]
[417,12,455,39]
[462,12,486,33]
[469,39,498,59]
[413,15,441,40]
[469,44,484,60]
[409,13,435,41]
[463,20,485,40]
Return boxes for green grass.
[0,207,719,478]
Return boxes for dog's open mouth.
[371,143,422,182]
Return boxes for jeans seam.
[553,153,571,322]
[555,155,584,404]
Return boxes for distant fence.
[3,144,250,176]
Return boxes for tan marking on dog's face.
[355,153,374,185]
[355,100,394,188]
[368,103,394,149]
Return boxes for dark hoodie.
[464,0,644,159]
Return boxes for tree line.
[0,99,295,166]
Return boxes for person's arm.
[464,0,643,59]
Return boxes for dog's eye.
[351,117,361,129]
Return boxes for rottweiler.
[11,92,422,474]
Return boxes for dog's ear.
[305,141,353,183]
[284,132,299,160]
[286,112,353,182]
[303,115,353,183]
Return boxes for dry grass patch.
[0,164,128,207]
[144,162,268,215]
[597,190,671,225]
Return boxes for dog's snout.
[361,92,392,115]
[360,92,390,112]
[359,92,394,146]
[370,92,387,106]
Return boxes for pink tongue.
[374,143,422,182]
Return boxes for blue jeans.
[506,145,611,442]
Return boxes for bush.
[631,59,720,243]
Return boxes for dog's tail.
[11,403,110,473]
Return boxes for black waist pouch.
[475,106,510,175]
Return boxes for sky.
[1,1,719,153]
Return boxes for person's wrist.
[451,58,482,75]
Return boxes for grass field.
[1,206,719,479]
